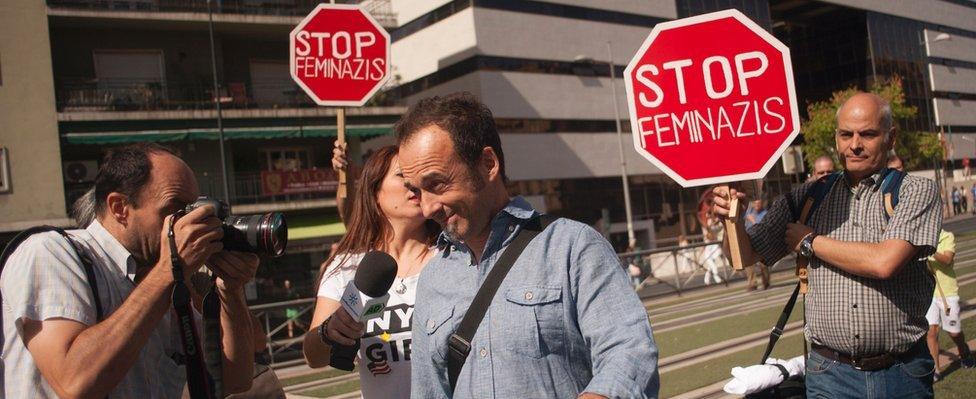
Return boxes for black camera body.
[185,197,288,257]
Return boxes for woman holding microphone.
[303,144,439,398]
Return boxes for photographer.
[1,143,256,398]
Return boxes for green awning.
[63,125,392,145]
[287,214,346,241]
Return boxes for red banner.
[261,168,338,196]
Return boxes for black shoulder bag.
[446,214,558,392]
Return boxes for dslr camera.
[184,197,288,257]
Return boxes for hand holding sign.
[624,9,800,274]
[290,4,391,199]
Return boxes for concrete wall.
[544,0,677,18]
[390,0,454,27]
[403,63,485,103]
[824,0,976,32]
[925,29,976,64]
[472,7,655,65]
[0,0,70,230]
[403,70,629,120]
[947,133,976,160]
[502,133,660,181]
[929,64,976,95]
[391,7,478,84]
[485,71,628,120]
[934,98,976,126]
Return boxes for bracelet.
[318,317,336,346]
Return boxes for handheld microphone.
[330,251,397,371]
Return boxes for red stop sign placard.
[290,4,391,106]
[623,9,799,187]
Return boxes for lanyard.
[169,211,220,399]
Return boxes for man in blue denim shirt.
[396,93,659,398]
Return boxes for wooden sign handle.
[337,107,347,199]
[796,194,815,294]
[722,185,746,270]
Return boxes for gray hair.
[71,187,96,228]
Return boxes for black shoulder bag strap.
[447,214,557,392]
[0,226,104,321]
[758,173,841,365]
[168,212,219,399]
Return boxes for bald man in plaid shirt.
[712,93,941,399]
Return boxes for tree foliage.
[800,77,943,171]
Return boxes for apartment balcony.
[57,78,312,111]
[230,170,339,214]
[55,78,402,121]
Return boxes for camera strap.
[169,212,218,399]
[202,280,224,397]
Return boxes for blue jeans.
[805,346,934,399]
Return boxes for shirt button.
[479,348,488,357]
[508,225,515,232]
[524,292,534,300]
[427,320,435,329]
[852,304,858,309]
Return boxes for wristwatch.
[799,233,818,258]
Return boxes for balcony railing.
[47,0,397,26]
[56,78,399,112]
[233,171,335,205]
[49,0,332,16]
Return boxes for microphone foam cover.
[354,251,398,297]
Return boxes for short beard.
[442,222,463,243]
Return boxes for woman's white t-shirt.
[317,253,418,399]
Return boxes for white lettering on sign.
[631,50,786,149]
[636,100,786,148]
[293,30,385,81]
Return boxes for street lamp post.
[207,0,231,205]
[606,43,636,246]
[573,45,637,246]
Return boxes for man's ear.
[887,127,898,151]
[105,192,130,226]
[480,146,500,181]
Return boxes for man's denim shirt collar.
[436,196,538,258]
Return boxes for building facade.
[2,0,408,306]
[385,0,976,250]
[1,0,975,289]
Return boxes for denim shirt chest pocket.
[496,285,565,358]
[425,304,456,363]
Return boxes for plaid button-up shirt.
[1,220,188,398]
[748,169,940,356]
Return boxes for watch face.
[800,237,814,257]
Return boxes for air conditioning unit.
[63,160,98,183]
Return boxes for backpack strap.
[792,171,843,225]
[447,214,558,392]
[880,168,906,221]
[790,172,841,294]
[0,226,104,321]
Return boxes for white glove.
[722,356,806,395]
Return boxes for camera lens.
[224,213,288,257]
